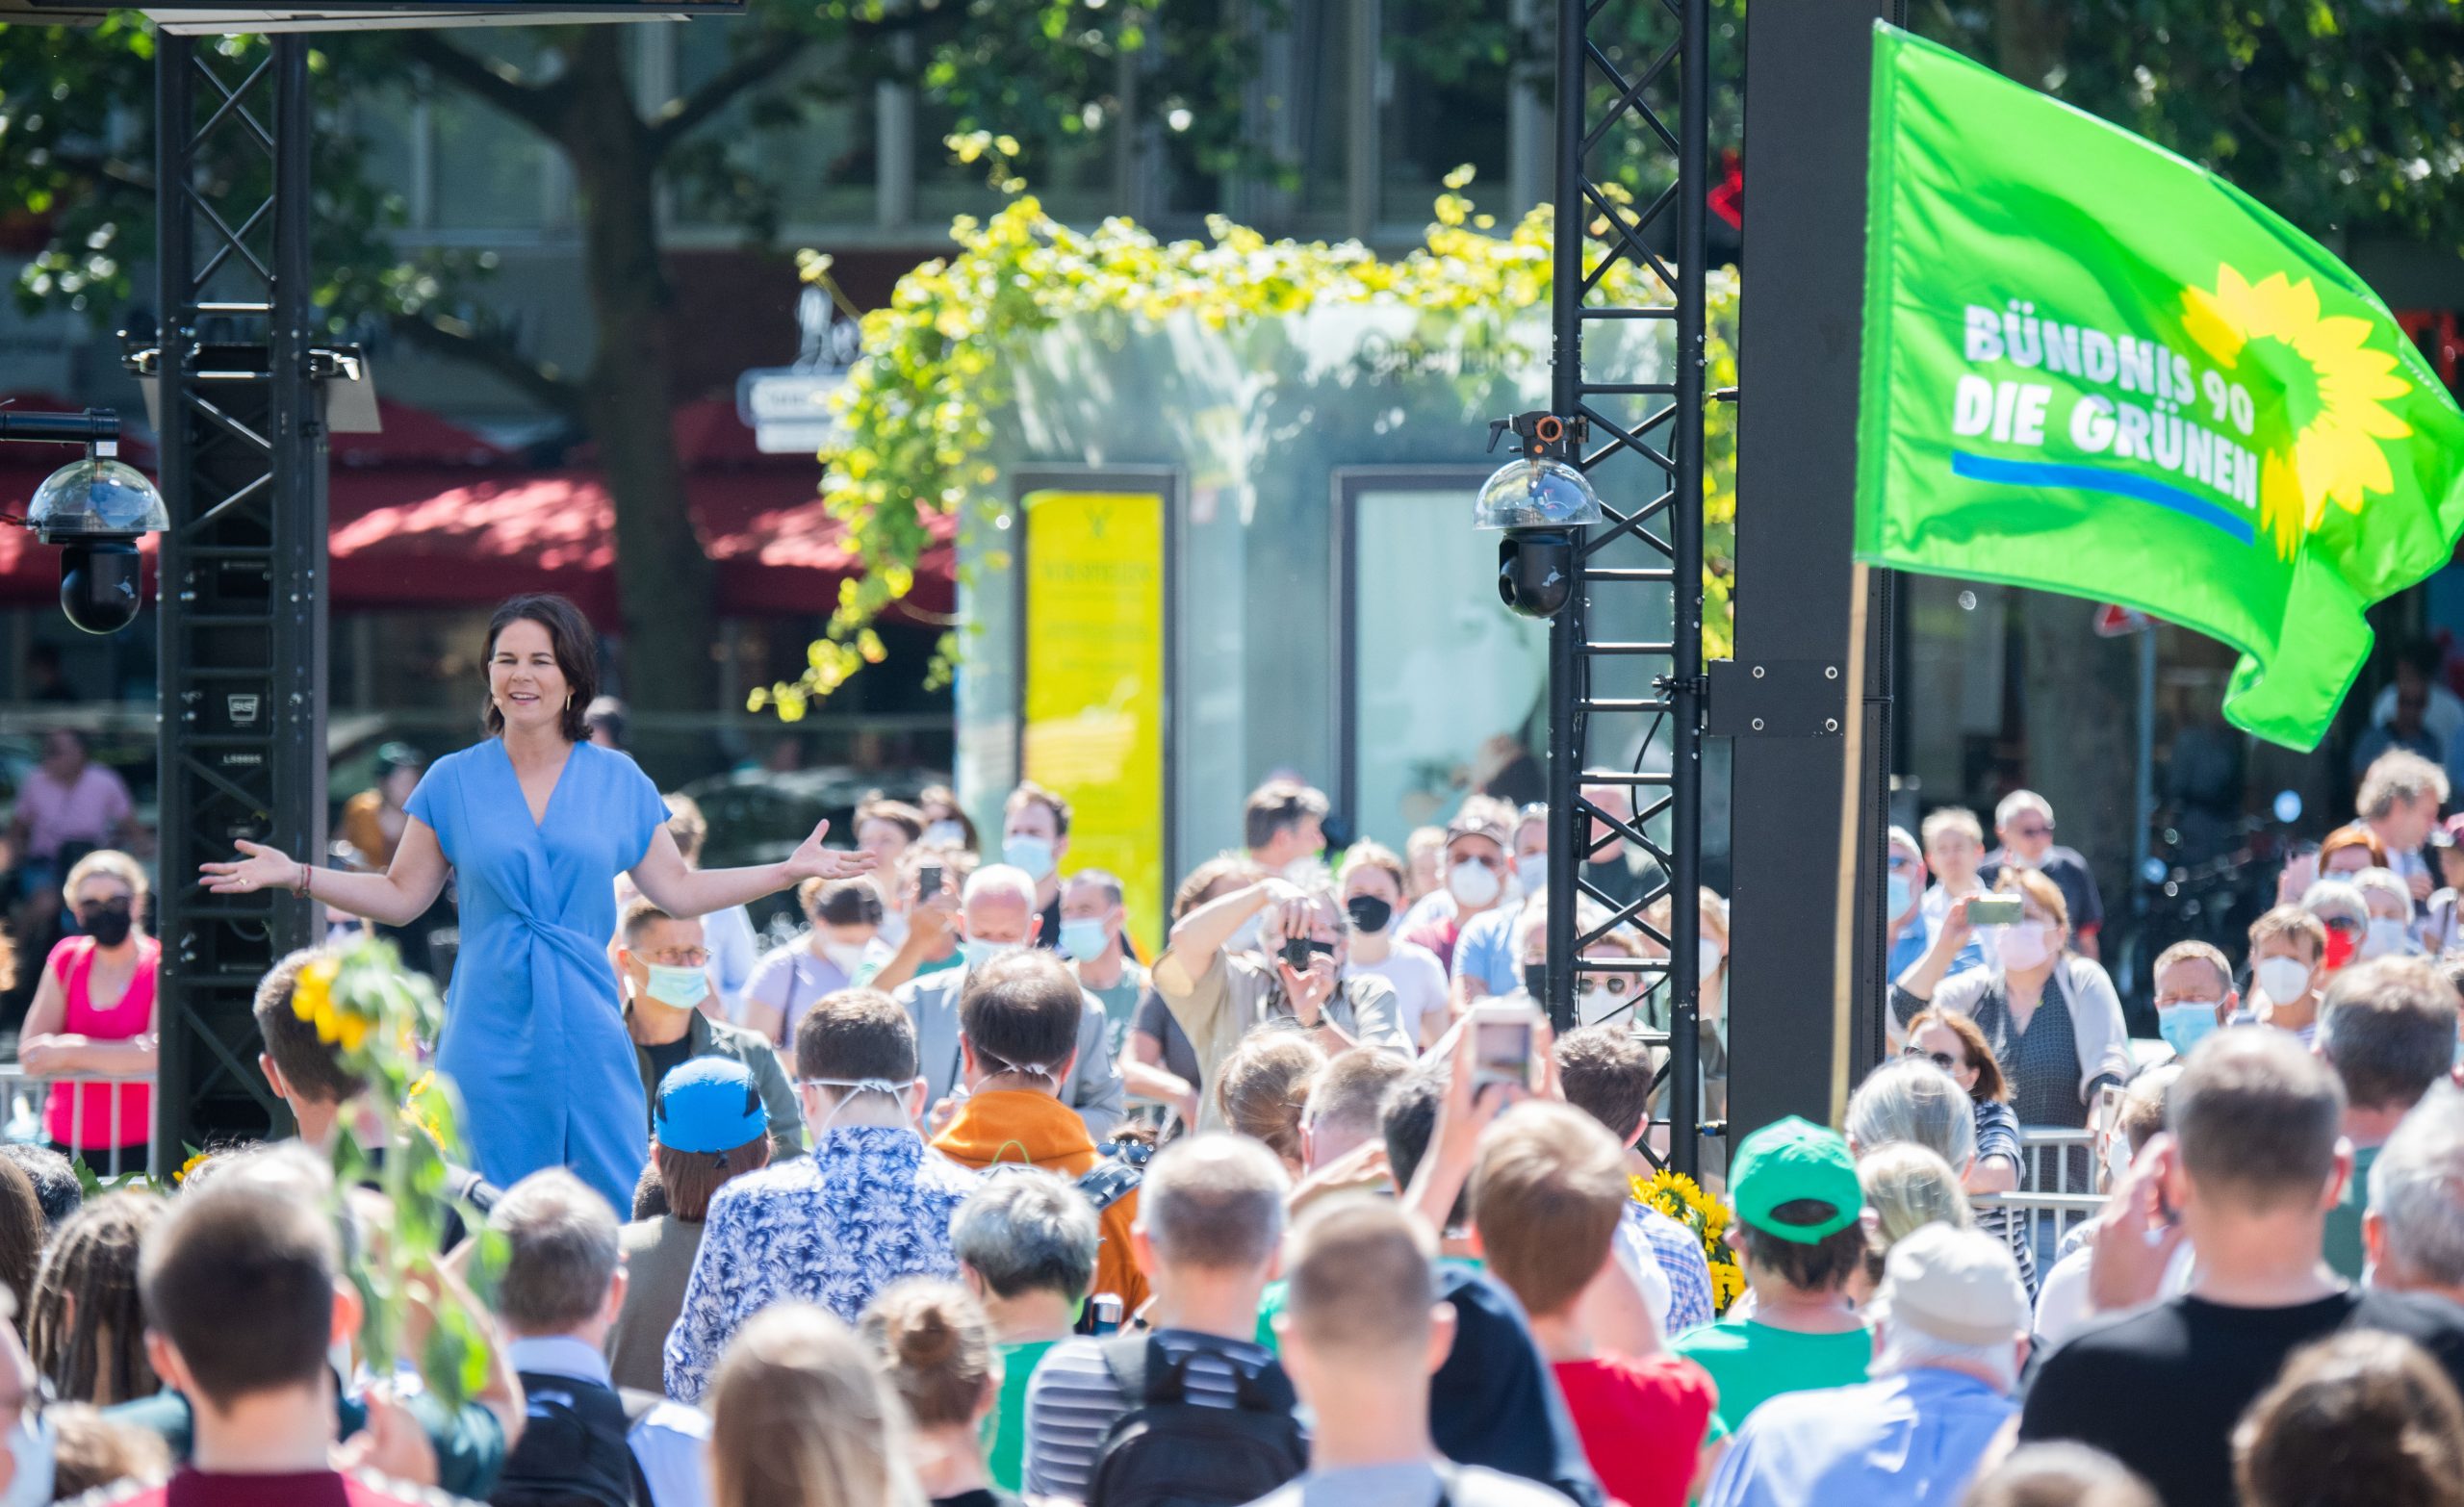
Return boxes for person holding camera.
[1891,869,2131,1153]
[1153,878,1412,1129]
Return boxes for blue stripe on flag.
[1948,451,2255,546]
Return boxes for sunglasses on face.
[1886,855,1919,872]
[1906,1048,1964,1073]
[2009,824,2053,840]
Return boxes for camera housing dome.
[1473,456,1604,531]
[27,457,168,543]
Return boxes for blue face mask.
[0,1416,54,1507]
[643,961,710,1010]
[2158,1001,2220,1059]
[962,938,1020,972]
[1003,835,1057,881]
[1059,917,1110,962]
[1887,873,1914,916]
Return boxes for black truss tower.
[134,35,329,1162]
[1542,0,1711,1175]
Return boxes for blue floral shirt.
[662,1125,979,1402]
[1626,1198,1718,1337]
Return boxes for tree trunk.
[562,28,718,756]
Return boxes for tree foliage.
[754,168,1741,717]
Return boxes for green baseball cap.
[1732,1115,1863,1244]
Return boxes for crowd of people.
[16,596,2464,1506]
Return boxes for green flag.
[1855,23,2464,750]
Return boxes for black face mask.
[1346,894,1394,934]
[1522,961,1547,1000]
[79,903,132,947]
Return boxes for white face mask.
[922,820,968,849]
[820,938,868,974]
[2255,955,2314,1006]
[1698,934,1725,989]
[1514,856,1547,896]
[1449,859,1502,909]
[2364,917,2412,959]
[1995,922,2052,973]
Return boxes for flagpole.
[1829,562,1871,1126]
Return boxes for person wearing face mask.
[2350,866,2424,960]
[929,950,1152,1316]
[1630,887,1733,1120]
[1979,791,2106,962]
[1891,870,2132,1170]
[1510,900,1644,1030]
[1403,802,1518,975]
[916,784,980,853]
[1059,869,1147,1055]
[1154,879,1410,1127]
[2247,905,2334,1045]
[2147,940,2240,1064]
[1451,805,1553,1007]
[204,594,876,1216]
[664,988,980,1404]
[894,864,1126,1138]
[1245,779,1332,881]
[744,877,888,1054]
[1884,827,1933,982]
[16,850,156,1177]
[1000,781,1080,953]
[1124,856,1263,1129]
[854,797,927,947]
[619,900,804,1164]
[1339,844,1450,1049]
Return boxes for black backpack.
[489,1369,656,1507]
[1085,1334,1309,1507]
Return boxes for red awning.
[325,467,955,623]
[0,396,952,623]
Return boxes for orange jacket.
[933,1088,1150,1316]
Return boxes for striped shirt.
[1022,1329,1281,1501]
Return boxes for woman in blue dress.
[202,594,875,1211]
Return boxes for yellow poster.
[1021,489,1167,958]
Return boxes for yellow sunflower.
[288,956,372,1054]
[2180,265,2416,556]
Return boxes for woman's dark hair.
[0,1157,42,1337]
[31,1190,165,1406]
[1905,1008,2009,1104]
[481,594,599,743]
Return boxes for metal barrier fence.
[1980,1127,2106,1263]
[0,1064,154,1178]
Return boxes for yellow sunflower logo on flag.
[2180,265,2416,559]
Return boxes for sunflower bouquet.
[1635,1168,1747,1315]
[294,937,499,1413]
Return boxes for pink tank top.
[42,934,157,1149]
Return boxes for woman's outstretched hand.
[202,837,298,895]
[783,820,879,884]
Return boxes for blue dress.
[406,738,669,1212]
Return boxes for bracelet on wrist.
[293,861,313,899]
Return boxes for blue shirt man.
[1703,1225,2030,1507]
